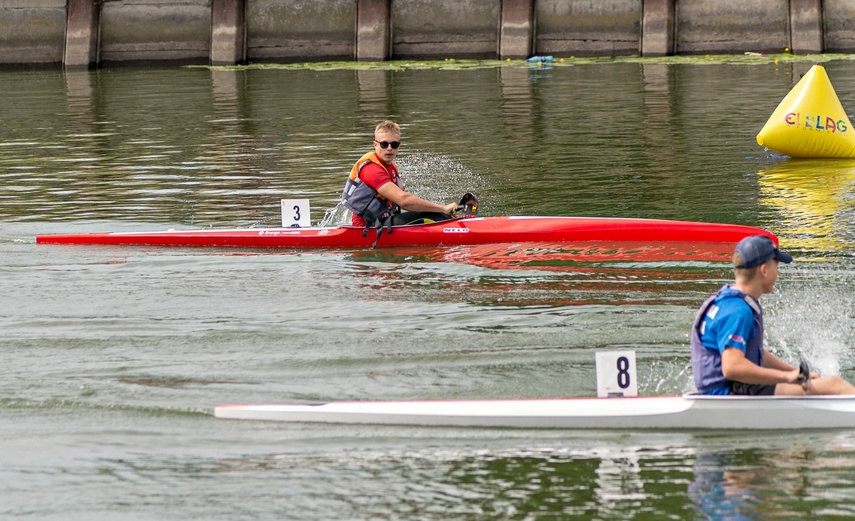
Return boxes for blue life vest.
[690,285,764,394]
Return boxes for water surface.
[3,59,855,519]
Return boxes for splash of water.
[395,152,489,209]
[318,153,490,228]
[319,202,350,227]
[766,267,855,376]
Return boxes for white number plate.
[281,199,311,228]
[595,351,638,398]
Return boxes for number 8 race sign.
[595,351,638,398]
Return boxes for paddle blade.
[797,357,811,384]
[457,192,478,216]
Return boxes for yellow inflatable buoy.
[756,65,855,157]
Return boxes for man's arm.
[722,347,800,385]
[761,351,798,372]
[377,182,457,214]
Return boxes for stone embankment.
[2,0,852,69]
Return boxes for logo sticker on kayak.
[443,227,469,233]
[257,230,300,236]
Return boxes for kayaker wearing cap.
[691,235,855,396]
[342,120,458,233]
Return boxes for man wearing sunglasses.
[342,120,458,233]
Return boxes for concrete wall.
[674,0,790,54]
[99,0,212,65]
[392,0,501,59]
[0,0,850,69]
[247,0,356,62]
[536,0,641,57]
[0,0,66,67]
[825,0,855,53]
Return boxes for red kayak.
[36,216,776,252]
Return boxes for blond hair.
[374,120,400,137]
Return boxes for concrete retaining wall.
[536,0,641,57]
[248,0,356,61]
[0,0,66,67]
[392,0,502,59]
[675,0,790,54]
[825,0,855,52]
[0,0,848,69]
[99,0,212,65]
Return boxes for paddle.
[456,192,478,216]
[797,357,811,388]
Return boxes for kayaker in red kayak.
[342,120,458,234]
[691,235,855,396]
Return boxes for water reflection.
[689,450,762,520]
[208,436,855,519]
[208,443,692,518]
[64,71,95,116]
[343,248,723,307]
[640,63,674,147]
[357,69,391,116]
[499,66,536,144]
[348,241,736,274]
[757,158,855,255]
[689,435,855,520]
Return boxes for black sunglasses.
[375,140,401,149]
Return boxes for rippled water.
[3,60,855,519]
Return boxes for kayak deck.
[36,216,777,252]
[214,395,855,430]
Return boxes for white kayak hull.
[214,395,855,430]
